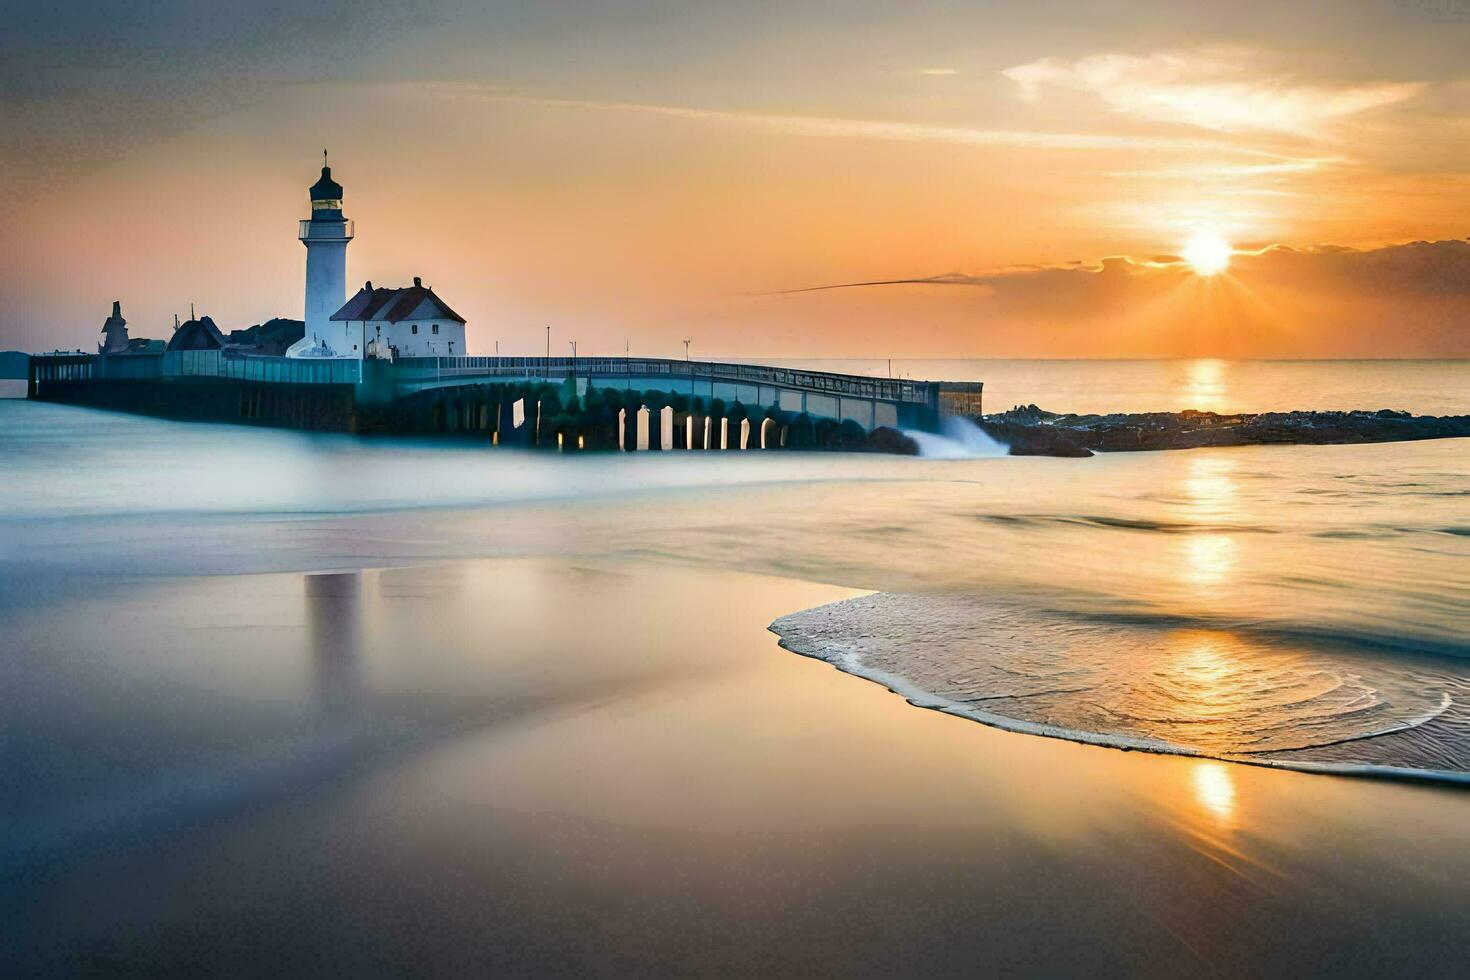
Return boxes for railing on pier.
[218,350,361,384]
[28,352,96,383]
[32,351,973,418]
[391,355,931,404]
[32,349,361,386]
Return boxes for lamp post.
[683,339,692,397]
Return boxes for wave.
[971,512,1462,542]
[785,640,1470,785]
[771,592,1470,785]
[1053,607,1470,662]
[971,513,1277,535]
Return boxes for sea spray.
[904,416,1009,459]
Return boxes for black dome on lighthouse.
[309,165,343,202]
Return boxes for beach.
[3,359,1469,974]
[5,556,1470,975]
[10,0,1470,970]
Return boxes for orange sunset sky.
[2,1,1468,358]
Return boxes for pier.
[28,349,982,447]
[25,161,982,449]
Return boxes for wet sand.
[5,558,1470,975]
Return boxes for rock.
[973,407,1470,457]
[1004,404,1064,424]
[977,419,1094,457]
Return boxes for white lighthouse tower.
[289,154,354,356]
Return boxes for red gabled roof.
[330,282,466,323]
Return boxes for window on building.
[432,324,439,334]
[411,324,418,334]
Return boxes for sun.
[1182,230,1233,276]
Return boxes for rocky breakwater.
[978,404,1470,457]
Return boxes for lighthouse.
[295,155,354,354]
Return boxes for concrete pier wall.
[31,377,355,430]
[29,352,977,451]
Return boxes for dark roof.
[310,165,343,202]
[166,315,228,351]
[331,281,467,323]
[227,318,305,356]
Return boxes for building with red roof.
[326,277,468,358]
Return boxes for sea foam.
[904,416,1009,459]
[772,592,1470,783]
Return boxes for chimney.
[111,300,121,318]
[365,280,373,291]
[413,276,422,288]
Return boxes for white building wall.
[324,319,365,357]
[347,319,467,357]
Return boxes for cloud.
[1243,238,1470,296]
[419,84,1300,158]
[781,238,1470,297]
[768,239,1470,357]
[1002,48,1425,136]
[1103,158,1341,179]
[0,1,431,215]
[770,272,999,294]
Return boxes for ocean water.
[2,358,1468,787]
[773,357,1470,416]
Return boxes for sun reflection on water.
[1181,358,1229,413]
[1191,761,1238,827]
[1167,632,1236,704]
[1183,455,1237,519]
[1179,455,1239,587]
[1184,534,1236,587]
[1154,630,1254,750]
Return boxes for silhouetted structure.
[98,301,129,354]
[227,318,305,356]
[166,316,228,351]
